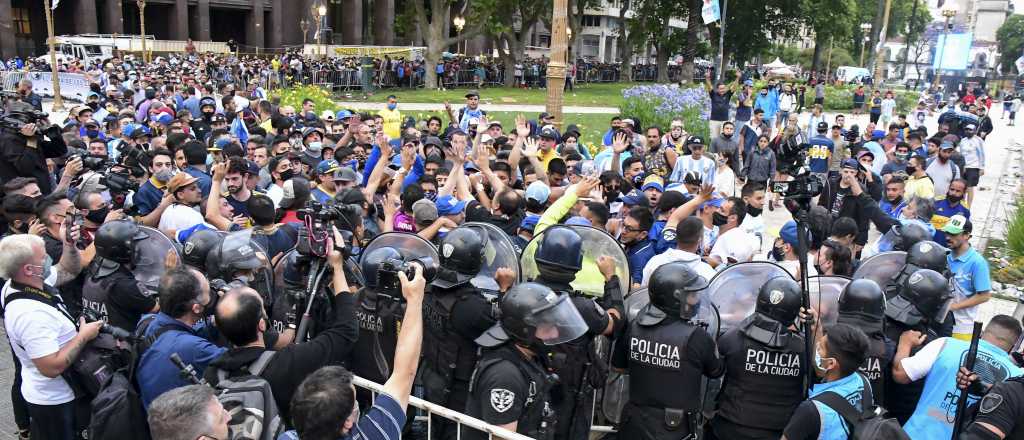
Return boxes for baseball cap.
[436,195,468,216]
[525,181,551,203]
[940,141,956,150]
[465,90,480,98]
[964,123,977,131]
[316,159,340,176]
[817,121,829,132]
[246,160,261,176]
[488,120,503,128]
[618,189,648,207]
[856,150,875,161]
[701,197,724,211]
[480,133,494,144]
[520,214,540,232]
[333,167,358,182]
[539,126,561,141]
[212,137,232,151]
[641,175,664,193]
[412,199,438,224]
[688,136,706,147]
[774,220,806,247]
[280,178,311,208]
[321,110,335,121]
[621,118,635,127]
[841,158,860,170]
[565,216,591,226]
[167,172,199,194]
[423,136,443,148]
[941,214,972,235]
[336,109,354,120]
[539,112,553,120]
[871,130,885,140]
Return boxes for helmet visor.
[525,294,588,345]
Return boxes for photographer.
[0,102,67,194]
[204,244,357,423]
[0,234,104,440]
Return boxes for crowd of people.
[0,46,1020,440]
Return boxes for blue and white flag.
[230,114,249,145]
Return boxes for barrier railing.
[353,375,535,440]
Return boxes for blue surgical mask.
[42,255,53,281]
[309,141,323,151]
[424,191,438,202]
[206,153,215,167]
[387,103,397,111]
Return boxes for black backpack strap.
[813,392,863,433]
[247,351,277,376]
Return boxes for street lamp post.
[859,23,872,67]
[453,16,465,55]
[137,0,148,62]
[300,19,309,47]
[933,6,958,90]
[545,0,568,127]
[317,4,327,59]
[42,0,63,111]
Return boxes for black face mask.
[746,205,763,217]
[946,194,963,204]
[277,169,295,182]
[771,245,786,262]
[86,206,109,224]
[202,294,218,317]
[712,212,729,226]
[905,165,917,174]
[889,196,904,205]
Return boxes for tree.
[617,0,635,79]
[412,0,498,89]
[678,0,703,84]
[718,0,804,68]
[997,15,1024,74]
[800,0,857,76]
[628,0,687,82]
[491,0,551,87]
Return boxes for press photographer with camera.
[0,234,104,440]
[0,102,67,194]
[204,239,357,425]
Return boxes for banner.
[932,33,973,70]
[22,72,90,103]
[702,0,721,24]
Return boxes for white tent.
[764,58,788,69]
[768,66,797,77]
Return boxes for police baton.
[951,321,983,440]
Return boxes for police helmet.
[755,276,803,325]
[433,227,486,289]
[534,226,583,272]
[886,268,953,326]
[94,220,148,264]
[361,246,403,291]
[838,279,885,321]
[905,241,950,274]
[891,222,931,252]
[648,262,708,319]
[216,235,264,277]
[475,282,588,348]
[181,229,223,270]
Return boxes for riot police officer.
[466,282,588,440]
[348,246,408,395]
[887,240,951,296]
[883,268,955,424]
[711,276,806,440]
[420,228,507,440]
[531,226,623,440]
[181,228,224,272]
[889,221,932,252]
[82,220,159,330]
[836,278,894,401]
[612,262,723,440]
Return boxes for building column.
[597,31,605,61]
[74,0,99,34]
[169,0,188,39]
[196,0,210,40]
[0,0,15,60]
[247,0,265,48]
[103,0,124,34]
[267,0,282,48]
[340,0,361,44]
[373,0,393,46]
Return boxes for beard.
[227,185,242,194]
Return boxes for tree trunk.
[423,17,446,89]
[679,0,702,85]
[865,0,885,78]
[655,37,670,82]
[618,0,632,79]
[811,34,825,76]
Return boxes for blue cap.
[701,197,724,211]
[520,214,540,232]
[871,129,885,140]
[464,161,480,172]
[152,112,174,125]
[246,160,261,176]
[336,109,354,120]
[641,180,664,193]
[317,159,340,175]
[211,137,232,151]
[436,195,468,216]
[618,189,648,207]
[125,124,151,139]
[525,181,551,203]
[841,158,860,170]
[777,220,807,247]
[565,216,592,226]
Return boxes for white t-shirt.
[709,227,755,266]
[158,203,206,233]
[641,249,716,287]
[899,337,947,382]
[775,258,818,279]
[265,184,284,208]
[2,281,77,405]
[740,212,766,253]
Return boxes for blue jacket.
[136,313,226,408]
[183,166,213,198]
[132,178,166,216]
[625,239,656,285]
[809,372,869,440]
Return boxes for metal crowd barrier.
[353,375,535,440]
[1,71,26,91]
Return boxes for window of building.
[539,34,551,47]
[13,8,31,35]
[581,35,600,57]
[582,15,601,27]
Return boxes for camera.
[374,256,437,299]
[844,124,860,144]
[117,142,152,169]
[69,153,114,173]
[771,141,823,201]
[0,108,51,135]
[210,278,247,293]
[296,200,361,258]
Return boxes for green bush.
[621,85,710,140]
[1007,194,1024,258]
[272,85,341,115]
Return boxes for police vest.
[348,289,400,384]
[420,286,487,406]
[809,373,870,440]
[82,270,116,322]
[904,338,1024,440]
[716,327,806,431]
[467,344,552,440]
[859,335,890,401]
[626,317,704,409]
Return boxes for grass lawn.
[399,109,614,147]
[353,82,637,108]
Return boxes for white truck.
[36,34,230,65]
[835,66,871,84]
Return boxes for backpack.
[812,376,910,440]
[209,351,284,440]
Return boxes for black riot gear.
[476,282,588,349]
[534,226,583,272]
[905,240,951,274]
[181,229,224,270]
[838,279,886,331]
[360,246,403,291]
[886,268,954,326]
[755,277,803,325]
[890,222,931,252]
[433,227,487,289]
[94,220,148,265]
[648,262,708,321]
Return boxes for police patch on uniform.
[769,290,784,305]
[909,271,923,285]
[662,229,676,242]
[442,243,455,258]
[183,242,195,255]
[490,389,515,413]
[979,393,1003,414]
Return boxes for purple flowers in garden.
[621,84,710,139]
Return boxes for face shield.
[525,293,588,346]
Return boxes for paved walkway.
[334,101,620,114]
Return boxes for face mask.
[387,103,397,111]
[895,152,910,161]
[771,244,786,262]
[813,263,824,275]
[814,344,834,374]
[278,169,295,182]
[309,141,323,151]
[41,255,53,281]
[712,212,729,226]
[86,206,110,224]
[946,193,963,204]
[905,165,916,174]
[631,172,645,187]
[424,191,437,202]
[201,295,218,318]
[604,188,620,202]
[86,129,100,138]
[155,168,174,183]
[747,205,763,217]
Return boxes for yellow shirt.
[377,108,402,139]
[904,174,935,199]
[538,148,558,170]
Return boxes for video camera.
[374,256,437,298]
[296,200,361,258]
[844,124,861,144]
[770,139,823,203]
[81,308,139,342]
[0,107,52,136]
